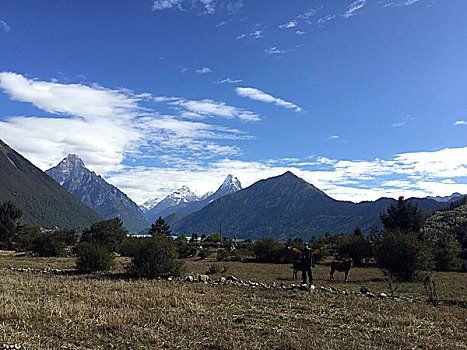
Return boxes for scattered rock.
[366,292,376,298]
[184,275,194,282]
[198,274,210,283]
[378,293,388,299]
[226,275,238,282]
[218,276,226,283]
[360,286,371,294]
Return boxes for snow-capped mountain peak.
[217,174,242,195]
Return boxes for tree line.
[1,196,465,281]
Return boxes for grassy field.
[0,253,466,349]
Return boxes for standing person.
[289,242,320,286]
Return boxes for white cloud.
[108,146,467,204]
[405,0,421,5]
[0,72,252,176]
[264,46,290,55]
[0,72,140,120]
[0,20,11,32]
[454,120,467,126]
[296,30,306,35]
[213,78,243,84]
[152,0,184,11]
[278,21,297,29]
[199,0,216,14]
[155,95,261,121]
[236,30,263,41]
[318,14,336,25]
[343,0,366,18]
[326,135,340,141]
[235,87,302,112]
[196,67,212,74]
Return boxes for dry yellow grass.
[0,255,466,349]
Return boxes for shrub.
[15,226,77,257]
[175,234,197,258]
[119,236,147,257]
[128,234,183,278]
[204,232,223,243]
[0,201,22,249]
[252,236,287,263]
[81,218,128,252]
[376,230,434,281]
[76,242,115,273]
[197,248,211,259]
[206,263,221,275]
[216,249,230,261]
[433,237,462,271]
[336,234,373,265]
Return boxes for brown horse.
[291,260,303,279]
[330,259,352,281]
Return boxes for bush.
[252,236,288,263]
[119,236,147,257]
[76,242,115,273]
[128,234,183,278]
[15,226,77,257]
[204,232,224,243]
[433,237,462,271]
[197,248,211,259]
[81,218,128,252]
[175,234,197,258]
[376,230,434,281]
[336,234,373,265]
[206,263,221,275]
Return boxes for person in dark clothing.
[289,242,320,286]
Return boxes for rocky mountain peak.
[219,174,242,192]
[59,154,86,169]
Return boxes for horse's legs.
[330,267,334,280]
[344,269,348,282]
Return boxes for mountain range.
[1,139,463,239]
[46,154,150,233]
[171,171,449,240]
[145,174,242,223]
[0,139,102,229]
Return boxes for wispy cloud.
[236,30,263,41]
[318,14,336,25]
[264,46,289,55]
[454,120,467,126]
[213,78,243,84]
[0,72,253,176]
[196,67,212,74]
[108,146,467,204]
[278,21,297,29]
[343,0,366,18]
[235,87,302,112]
[155,95,261,121]
[152,0,184,11]
[152,0,219,14]
[0,20,11,32]
[392,115,414,127]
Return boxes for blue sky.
[1,0,466,204]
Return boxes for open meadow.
[0,253,466,349]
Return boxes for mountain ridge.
[46,154,149,233]
[145,174,242,223]
[0,140,102,230]
[171,171,447,240]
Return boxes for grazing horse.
[330,259,352,282]
[291,260,303,279]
